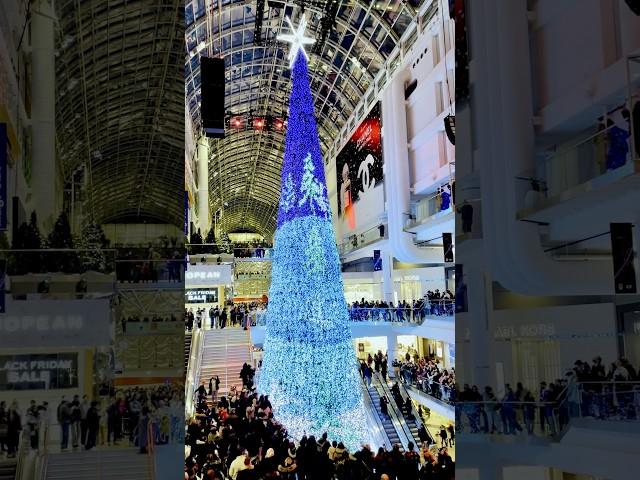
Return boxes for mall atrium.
[184,0,456,478]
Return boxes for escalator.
[365,381,403,450]
[184,332,192,371]
[395,381,436,446]
[378,378,424,449]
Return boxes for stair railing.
[146,421,156,480]
[14,430,29,480]
[185,322,205,418]
[397,380,435,445]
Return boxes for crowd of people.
[0,384,184,457]
[395,355,456,405]
[185,303,267,331]
[456,356,640,436]
[116,248,184,283]
[120,313,182,333]
[185,365,455,480]
[348,292,454,323]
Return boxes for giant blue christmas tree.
[258,14,368,448]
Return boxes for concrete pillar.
[381,251,394,303]
[197,137,210,234]
[31,0,56,229]
[467,265,491,389]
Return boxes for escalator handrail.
[372,375,414,451]
[359,380,393,451]
[397,381,436,445]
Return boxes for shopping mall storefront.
[0,298,113,410]
[185,263,232,312]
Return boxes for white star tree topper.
[277,13,315,68]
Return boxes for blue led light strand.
[259,50,368,449]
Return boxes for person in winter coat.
[277,456,297,480]
[85,401,100,450]
[229,453,250,480]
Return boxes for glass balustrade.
[251,300,454,326]
[455,381,640,438]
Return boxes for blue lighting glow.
[258,50,368,448]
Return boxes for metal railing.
[252,300,454,327]
[0,248,117,276]
[406,188,454,229]
[533,122,636,201]
[456,381,640,438]
[115,258,184,284]
[404,376,456,406]
[377,375,418,450]
[185,322,205,418]
[186,243,273,258]
[360,379,393,451]
[339,224,388,256]
[14,430,30,480]
[348,300,455,323]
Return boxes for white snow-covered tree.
[78,221,110,272]
[298,152,329,216]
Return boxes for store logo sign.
[494,323,555,339]
[0,315,83,332]
[0,300,110,348]
[185,271,221,280]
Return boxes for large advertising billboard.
[336,103,383,227]
[0,353,79,391]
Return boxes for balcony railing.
[339,223,388,256]
[521,121,638,207]
[115,258,184,284]
[405,188,453,230]
[456,381,640,438]
[252,300,454,327]
[186,243,273,260]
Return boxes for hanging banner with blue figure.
[0,123,7,231]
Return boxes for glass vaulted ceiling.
[56,0,184,226]
[185,0,423,238]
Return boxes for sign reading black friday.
[0,353,79,390]
[185,288,219,304]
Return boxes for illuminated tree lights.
[258,47,368,448]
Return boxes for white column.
[197,137,210,234]
[31,0,56,229]
[386,332,398,378]
[381,251,394,303]
[467,266,491,389]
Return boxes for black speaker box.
[201,57,226,138]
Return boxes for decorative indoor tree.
[10,212,43,274]
[204,228,217,254]
[189,229,203,255]
[46,212,79,273]
[78,220,111,273]
[258,14,367,449]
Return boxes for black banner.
[443,233,454,263]
[336,103,383,217]
[185,288,219,304]
[610,223,636,294]
[0,353,79,391]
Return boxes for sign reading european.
[185,264,232,286]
